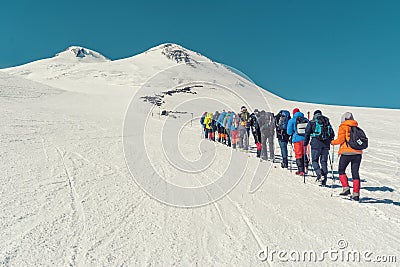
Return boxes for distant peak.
[153,43,185,51]
[55,46,109,62]
[146,43,211,66]
[69,46,91,58]
[161,44,195,66]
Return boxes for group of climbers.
[201,107,367,202]
[200,107,276,160]
[201,110,237,147]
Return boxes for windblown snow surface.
[1,44,399,266]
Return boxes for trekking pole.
[304,145,316,176]
[310,159,316,177]
[329,146,335,197]
[289,142,293,173]
[303,146,306,184]
[305,111,314,177]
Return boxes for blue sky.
[1,0,399,109]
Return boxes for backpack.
[276,110,290,131]
[311,115,334,141]
[200,116,205,125]
[248,113,258,128]
[232,115,240,129]
[223,114,230,129]
[295,116,308,136]
[211,118,216,129]
[347,126,368,150]
[240,111,249,126]
[264,112,275,135]
[265,112,274,126]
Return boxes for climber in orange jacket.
[331,112,363,201]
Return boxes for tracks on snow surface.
[56,146,87,266]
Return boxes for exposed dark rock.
[141,85,203,107]
[140,96,165,106]
[162,85,200,96]
[161,44,198,67]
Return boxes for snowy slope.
[1,44,399,266]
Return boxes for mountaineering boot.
[281,161,288,168]
[295,158,304,175]
[300,157,307,174]
[320,175,327,186]
[340,188,351,196]
[281,157,288,168]
[352,179,360,201]
[317,170,327,186]
[339,174,350,196]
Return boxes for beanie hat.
[341,112,354,123]
[292,108,300,115]
[314,110,322,116]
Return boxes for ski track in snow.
[55,146,87,266]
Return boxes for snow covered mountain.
[5,44,206,86]
[1,44,399,266]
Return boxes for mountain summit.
[152,43,211,66]
[55,46,109,62]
